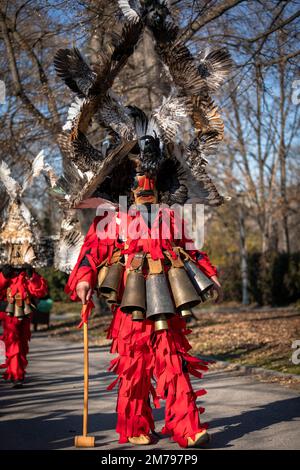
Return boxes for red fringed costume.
[0,269,48,382]
[66,208,217,447]
[52,0,230,447]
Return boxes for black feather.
[71,132,104,171]
[54,48,97,97]
[157,157,188,205]
[112,21,143,62]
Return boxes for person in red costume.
[66,171,223,448]
[0,267,10,336]
[0,264,48,387]
[50,0,232,448]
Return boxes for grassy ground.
[190,304,300,376]
[45,301,300,378]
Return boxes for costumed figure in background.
[51,0,232,447]
[0,156,52,386]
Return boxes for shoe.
[12,379,24,389]
[187,430,210,448]
[128,434,151,445]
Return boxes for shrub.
[37,268,69,302]
[219,252,300,305]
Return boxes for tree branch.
[6,18,61,129]
[0,10,52,132]
[180,0,245,43]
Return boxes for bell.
[97,265,109,289]
[14,304,25,320]
[100,263,123,301]
[106,290,119,305]
[154,314,169,331]
[5,301,14,317]
[14,293,25,320]
[180,309,193,318]
[146,273,175,330]
[131,310,145,321]
[24,302,32,316]
[201,290,212,302]
[168,267,201,310]
[184,260,214,298]
[6,288,14,317]
[120,271,146,314]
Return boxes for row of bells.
[97,259,214,331]
[5,298,32,321]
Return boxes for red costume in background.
[0,270,48,382]
[66,208,217,447]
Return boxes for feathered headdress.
[51,0,232,271]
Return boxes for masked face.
[131,174,158,205]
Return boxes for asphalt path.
[0,333,299,450]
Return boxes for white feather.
[0,161,21,199]
[54,216,85,273]
[31,150,46,177]
[22,150,47,193]
[118,0,140,22]
[63,97,86,131]
[153,96,193,145]
[19,201,33,226]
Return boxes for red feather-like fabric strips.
[107,308,209,447]
[0,317,31,381]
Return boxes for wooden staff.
[74,304,95,447]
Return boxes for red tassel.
[77,300,94,328]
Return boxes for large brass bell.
[146,273,175,331]
[6,288,14,317]
[14,294,25,321]
[5,301,14,317]
[97,265,109,289]
[184,260,214,300]
[100,263,123,304]
[168,267,201,310]
[97,265,109,300]
[24,300,32,316]
[120,271,146,321]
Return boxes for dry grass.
[190,305,300,375]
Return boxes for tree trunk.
[238,204,249,305]
[278,47,290,253]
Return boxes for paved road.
[0,333,299,450]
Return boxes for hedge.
[218,252,300,305]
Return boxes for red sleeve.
[65,214,115,301]
[0,273,9,300]
[76,267,94,286]
[196,251,218,278]
[66,266,95,302]
[27,273,48,298]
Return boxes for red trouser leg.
[1,316,31,381]
[115,357,154,443]
[108,309,208,446]
[108,309,155,443]
[153,320,208,448]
